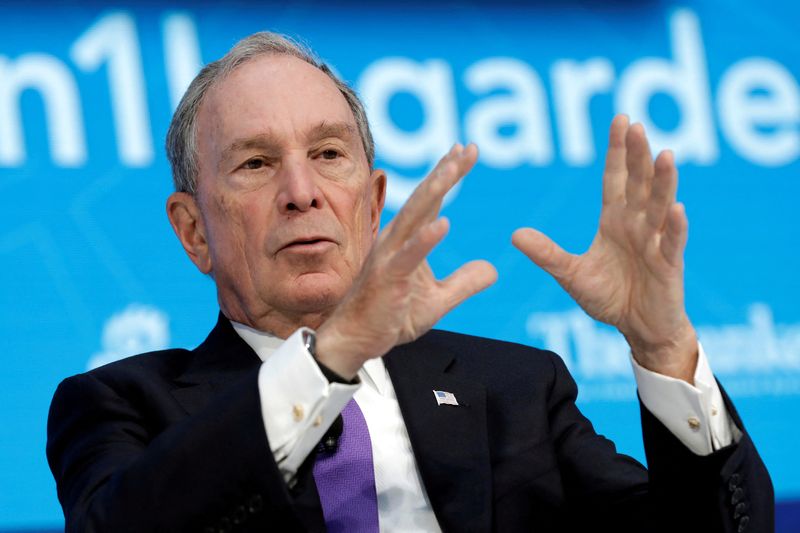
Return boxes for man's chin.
[282,272,348,314]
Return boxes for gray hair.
[166,32,375,195]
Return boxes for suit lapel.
[385,335,492,532]
[168,313,327,531]
[170,313,262,415]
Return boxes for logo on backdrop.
[87,304,170,370]
[527,303,800,402]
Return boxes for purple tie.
[313,399,380,532]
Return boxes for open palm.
[513,115,697,381]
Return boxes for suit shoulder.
[423,329,561,371]
[425,328,552,355]
[409,330,573,402]
[59,347,195,393]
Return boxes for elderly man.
[47,32,771,532]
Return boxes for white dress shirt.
[232,321,739,532]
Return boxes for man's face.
[186,54,385,330]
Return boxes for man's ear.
[369,169,387,238]
[166,192,212,274]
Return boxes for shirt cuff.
[257,327,359,481]
[631,342,742,455]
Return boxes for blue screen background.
[1,0,798,528]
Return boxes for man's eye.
[243,158,265,170]
[321,149,340,160]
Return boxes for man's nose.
[277,159,323,214]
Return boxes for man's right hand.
[316,144,498,379]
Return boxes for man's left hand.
[512,115,698,383]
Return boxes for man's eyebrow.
[219,122,357,169]
[220,134,281,167]
[305,121,358,143]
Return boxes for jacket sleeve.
[640,379,774,533]
[545,351,773,532]
[46,368,323,533]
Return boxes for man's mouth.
[280,237,336,253]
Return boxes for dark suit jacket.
[47,314,773,532]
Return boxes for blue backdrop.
[1,0,798,529]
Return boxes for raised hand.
[317,144,498,379]
[512,115,698,382]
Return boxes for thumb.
[512,228,575,280]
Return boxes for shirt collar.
[360,357,390,396]
[230,320,284,362]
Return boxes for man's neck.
[219,298,332,338]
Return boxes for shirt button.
[711,405,719,416]
[687,416,701,430]
[313,415,323,427]
[292,404,305,422]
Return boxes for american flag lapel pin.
[433,390,459,406]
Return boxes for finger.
[439,259,498,312]
[625,123,654,211]
[420,143,477,216]
[646,150,678,230]
[385,156,458,245]
[511,227,576,281]
[388,144,478,245]
[387,217,450,276]
[659,203,688,267]
[428,144,477,216]
[602,114,630,206]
